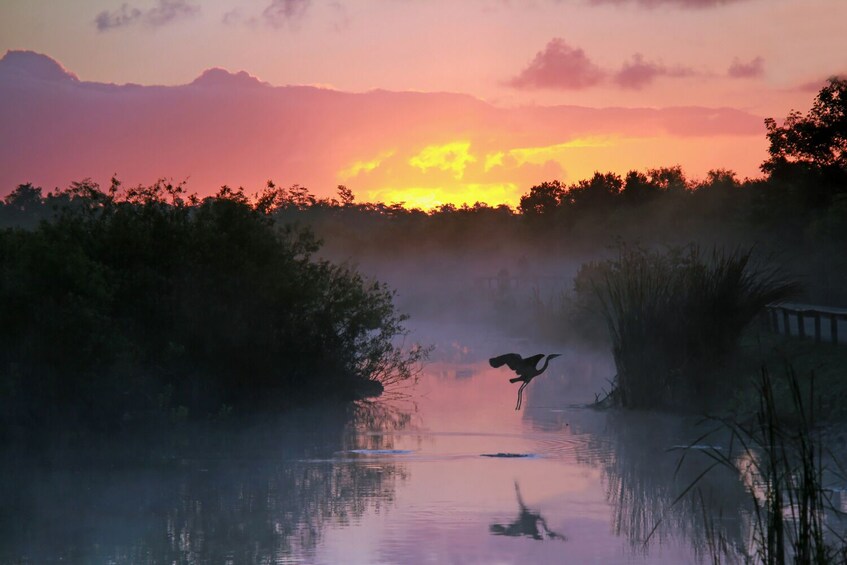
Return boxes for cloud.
[328,1,351,32]
[727,56,764,78]
[95,4,142,30]
[409,141,476,179]
[613,53,695,89]
[339,150,396,179]
[222,8,244,26]
[588,0,748,7]
[263,0,310,28]
[794,74,846,92]
[95,0,199,31]
[508,38,605,90]
[0,55,767,207]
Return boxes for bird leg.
[515,382,528,410]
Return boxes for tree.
[568,171,622,211]
[518,180,565,216]
[621,170,654,206]
[337,185,355,206]
[646,166,688,193]
[762,77,847,175]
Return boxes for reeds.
[677,366,847,564]
[594,244,797,410]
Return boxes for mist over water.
[2,235,844,564]
[0,306,754,564]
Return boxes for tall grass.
[593,244,797,410]
[677,367,847,564]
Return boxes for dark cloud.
[795,74,846,92]
[263,0,310,28]
[613,54,695,89]
[508,38,606,90]
[95,4,143,30]
[588,0,748,7]
[95,0,199,31]
[727,56,764,78]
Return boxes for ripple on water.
[479,452,539,458]
[341,449,414,455]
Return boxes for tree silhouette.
[763,77,847,175]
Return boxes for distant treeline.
[0,79,843,429]
[258,78,843,305]
[0,181,425,430]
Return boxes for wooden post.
[832,315,839,345]
[770,308,779,333]
[814,313,822,343]
[798,312,806,339]
[783,309,791,337]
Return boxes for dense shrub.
[589,245,797,410]
[0,181,424,429]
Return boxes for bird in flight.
[489,353,561,410]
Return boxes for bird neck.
[539,356,551,374]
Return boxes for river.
[4,322,838,564]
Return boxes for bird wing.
[519,354,545,377]
[489,353,524,370]
[489,353,545,378]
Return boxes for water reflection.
[6,334,826,564]
[520,352,751,561]
[490,482,567,541]
[0,401,414,564]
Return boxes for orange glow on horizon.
[342,134,765,211]
[366,183,520,211]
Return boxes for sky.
[1,0,845,208]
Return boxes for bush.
[590,244,797,410]
[0,181,425,429]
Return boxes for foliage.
[0,180,424,429]
[762,77,847,211]
[589,244,797,410]
[763,77,847,174]
[677,367,847,564]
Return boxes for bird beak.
[549,354,562,360]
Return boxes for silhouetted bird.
[489,352,561,410]
[489,482,566,541]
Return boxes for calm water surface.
[1,325,781,563]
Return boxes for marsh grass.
[676,367,847,564]
[593,244,797,410]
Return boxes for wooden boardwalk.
[765,302,847,345]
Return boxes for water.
[0,326,776,564]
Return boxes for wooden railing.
[765,302,847,345]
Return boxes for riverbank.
[724,328,847,423]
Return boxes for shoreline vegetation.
[585,244,798,412]
[0,79,844,432]
[0,181,427,432]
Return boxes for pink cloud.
[0,51,766,199]
[588,0,748,7]
[508,38,605,90]
[263,0,310,28]
[727,56,764,78]
[794,74,845,92]
[613,54,695,89]
[95,0,199,31]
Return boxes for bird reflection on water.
[489,482,566,541]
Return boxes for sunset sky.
[1,0,845,208]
